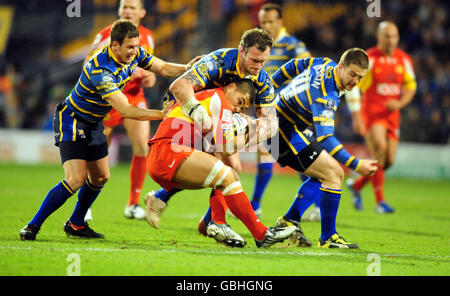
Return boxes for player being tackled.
[145,80,295,248]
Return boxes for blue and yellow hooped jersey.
[272,57,360,171]
[65,45,154,123]
[164,48,274,108]
[264,27,310,77]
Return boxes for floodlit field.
[1,163,449,276]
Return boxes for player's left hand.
[357,159,378,176]
[385,99,402,111]
[186,55,204,70]
[162,100,175,117]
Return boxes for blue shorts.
[53,102,108,164]
[274,119,323,172]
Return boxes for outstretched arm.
[105,91,164,121]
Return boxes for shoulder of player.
[96,25,112,38]
[365,46,380,58]
[394,48,412,60]
[85,52,118,79]
[214,48,237,63]
[138,25,153,35]
[198,48,235,70]
[255,68,273,88]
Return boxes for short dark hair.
[110,19,139,45]
[339,48,369,69]
[260,3,282,18]
[119,0,145,9]
[239,28,273,53]
[234,79,256,105]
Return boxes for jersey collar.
[332,66,344,90]
[107,45,126,67]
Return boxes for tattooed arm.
[169,70,204,106]
[169,70,212,129]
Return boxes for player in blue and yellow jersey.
[19,20,199,241]
[145,28,276,246]
[271,48,378,248]
[250,3,313,218]
[258,3,310,77]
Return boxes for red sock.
[129,155,147,206]
[209,189,228,224]
[353,175,370,191]
[224,191,267,241]
[370,164,385,204]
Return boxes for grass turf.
[0,163,449,276]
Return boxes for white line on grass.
[1,245,448,260]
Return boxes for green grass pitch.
[0,163,449,276]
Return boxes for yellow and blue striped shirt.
[165,48,274,108]
[264,27,310,77]
[272,57,360,171]
[65,45,154,123]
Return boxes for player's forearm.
[398,88,416,109]
[159,62,189,78]
[256,105,278,139]
[119,105,164,121]
[106,92,164,121]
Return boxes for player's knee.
[231,161,242,175]
[203,160,240,192]
[89,173,110,187]
[372,138,387,153]
[217,168,239,191]
[323,161,344,187]
[217,169,243,196]
[65,174,87,192]
[385,155,395,169]
[132,144,148,157]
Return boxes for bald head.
[377,21,399,56]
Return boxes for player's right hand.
[191,104,212,131]
[357,159,378,176]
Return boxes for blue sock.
[29,180,75,226]
[319,187,342,241]
[300,173,308,182]
[251,162,273,210]
[300,174,321,207]
[284,177,321,222]
[203,206,212,224]
[69,179,103,226]
[155,188,181,203]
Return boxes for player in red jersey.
[146,79,296,248]
[84,0,156,220]
[346,21,417,213]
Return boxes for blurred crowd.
[0,0,448,144]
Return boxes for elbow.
[168,79,178,94]
[169,77,187,99]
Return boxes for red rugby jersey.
[150,88,235,152]
[359,46,416,119]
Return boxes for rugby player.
[20,20,198,241]
[346,21,417,213]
